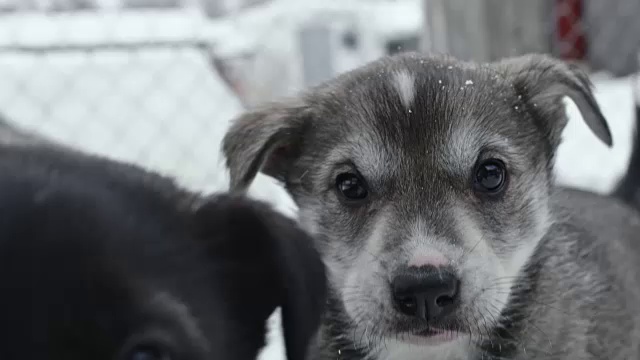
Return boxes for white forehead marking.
[392,70,416,109]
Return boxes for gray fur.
[223,53,640,360]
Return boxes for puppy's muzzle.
[391,266,460,322]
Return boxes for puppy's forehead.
[320,55,526,175]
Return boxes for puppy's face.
[223,53,611,352]
[0,167,326,360]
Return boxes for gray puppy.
[223,52,640,360]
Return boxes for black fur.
[0,144,326,360]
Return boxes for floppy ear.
[496,54,612,148]
[193,195,327,360]
[222,100,312,193]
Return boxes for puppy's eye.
[474,159,506,194]
[126,344,171,360]
[335,173,368,202]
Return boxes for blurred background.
[0,0,638,358]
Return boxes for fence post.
[422,0,551,61]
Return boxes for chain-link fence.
[0,0,301,215]
[0,0,638,200]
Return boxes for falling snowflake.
[465,80,474,85]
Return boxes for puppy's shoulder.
[552,186,640,237]
[545,187,640,290]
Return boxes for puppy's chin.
[379,334,471,360]
[395,331,463,346]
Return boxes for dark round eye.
[127,344,171,360]
[336,173,368,202]
[474,159,506,193]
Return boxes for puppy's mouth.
[413,324,466,337]
[394,325,465,346]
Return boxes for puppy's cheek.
[524,192,552,242]
[342,261,386,322]
[507,176,552,244]
[497,196,550,275]
[501,240,538,282]
[324,256,350,288]
[342,269,363,320]
[459,250,509,313]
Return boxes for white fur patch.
[452,205,514,326]
[392,70,416,110]
[404,219,463,267]
[343,210,390,322]
[443,125,476,174]
[452,207,493,256]
[298,207,319,237]
[504,182,551,276]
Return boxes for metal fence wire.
[0,0,638,196]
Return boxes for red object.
[555,0,587,60]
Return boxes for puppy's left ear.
[222,99,313,193]
[193,195,327,360]
[496,54,612,148]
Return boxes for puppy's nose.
[391,267,460,321]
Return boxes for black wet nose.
[391,267,460,321]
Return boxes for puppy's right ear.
[222,100,311,193]
[496,54,612,148]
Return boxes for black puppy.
[0,143,326,360]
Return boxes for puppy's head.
[223,53,610,351]
[0,169,326,360]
